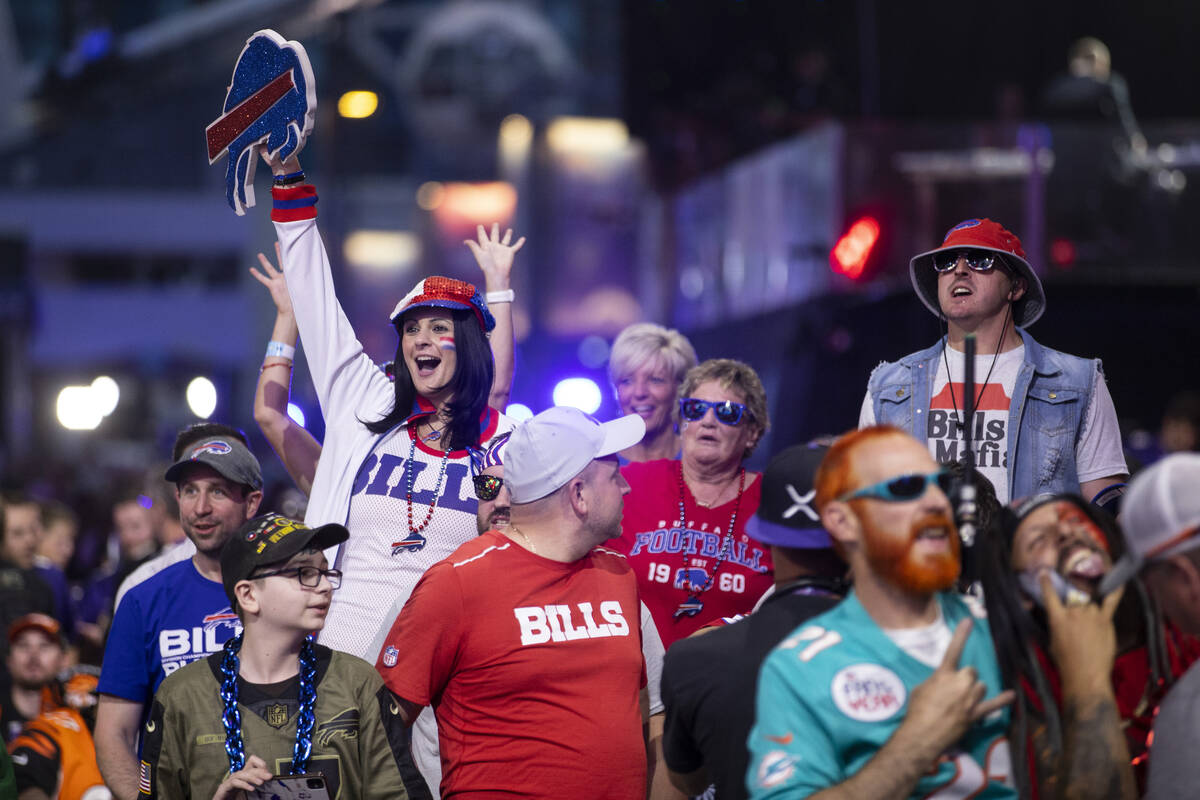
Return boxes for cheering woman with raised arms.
[257,149,519,662]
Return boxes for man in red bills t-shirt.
[377,407,649,799]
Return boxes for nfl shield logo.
[382,645,399,667]
[266,703,289,728]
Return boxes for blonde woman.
[608,322,698,464]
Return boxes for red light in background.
[1049,237,1077,269]
[831,217,880,280]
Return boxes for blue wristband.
[266,341,296,360]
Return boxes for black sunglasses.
[932,249,1005,273]
[679,398,749,426]
[473,474,505,502]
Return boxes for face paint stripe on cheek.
[439,336,456,351]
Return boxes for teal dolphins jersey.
[746,591,1016,799]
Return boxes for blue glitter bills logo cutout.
[391,533,427,555]
[206,29,316,215]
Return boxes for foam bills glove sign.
[206,29,316,215]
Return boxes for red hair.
[814,425,909,513]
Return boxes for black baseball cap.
[745,443,833,548]
[220,513,348,607]
[165,435,263,491]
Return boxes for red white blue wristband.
[271,184,318,222]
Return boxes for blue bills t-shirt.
[98,559,241,708]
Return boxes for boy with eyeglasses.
[137,513,411,800]
[859,218,1127,506]
[747,426,1016,799]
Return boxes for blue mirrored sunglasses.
[838,470,954,503]
[679,398,748,426]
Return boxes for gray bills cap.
[164,436,263,491]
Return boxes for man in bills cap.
[376,407,651,798]
[96,428,263,800]
[860,218,1127,507]
[1101,453,1200,797]
[660,442,847,800]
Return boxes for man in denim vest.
[859,218,1127,506]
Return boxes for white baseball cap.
[1101,453,1200,594]
[504,407,645,503]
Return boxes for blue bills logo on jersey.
[206,29,316,215]
[391,532,427,555]
[202,610,240,634]
[674,567,709,590]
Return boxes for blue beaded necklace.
[220,634,318,774]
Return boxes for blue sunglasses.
[679,398,749,426]
[838,470,954,503]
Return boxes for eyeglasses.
[838,470,954,503]
[932,249,1003,273]
[473,474,505,502]
[679,398,749,426]
[250,566,343,589]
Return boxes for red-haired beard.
[861,510,961,595]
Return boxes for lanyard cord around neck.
[940,302,1010,430]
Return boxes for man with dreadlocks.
[859,218,1127,507]
[976,494,1200,798]
[138,514,410,800]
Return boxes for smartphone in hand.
[249,773,331,800]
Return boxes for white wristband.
[266,341,296,360]
[485,289,515,304]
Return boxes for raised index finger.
[940,618,973,670]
